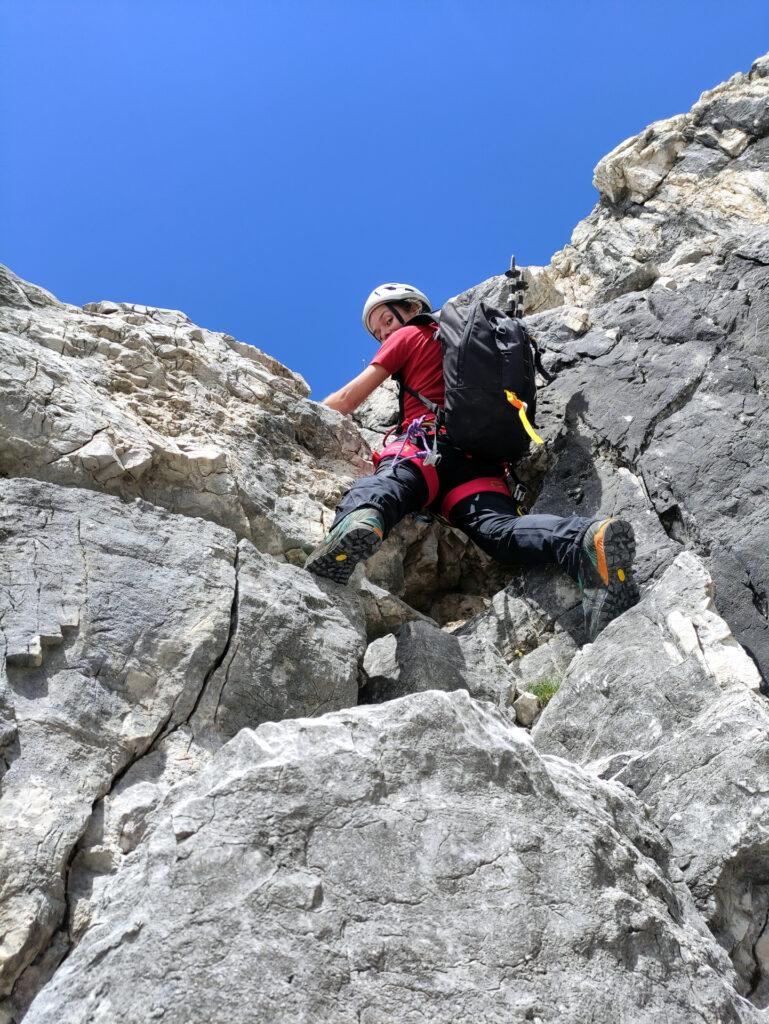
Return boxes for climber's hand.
[322,364,389,416]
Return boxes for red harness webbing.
[373,440,440,505]
[440,476,510,520]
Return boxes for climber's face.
[369,304,405,344]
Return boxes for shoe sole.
[304,526,383,585]
[584,519,640,640]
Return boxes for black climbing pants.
[332,435,593,583]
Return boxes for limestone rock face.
[533,552,769,1002]
[360,511,512,625]
[458,58,769,679]
[353,576,438,640]
[467,55,769,313]
[0,477,235,1004]
[22,692,763,1024]
[189,540,366,748]
[0,478,366,1016]
[361,619,515,708]
[563,57,769,306]
[0,264,504,619]
[2,51,769,1024]
[524,231,769,680]
[354,376,399,447]
[0,267,368,556]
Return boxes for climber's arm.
[322,364,390,415]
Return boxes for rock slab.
[25,691,762,1024]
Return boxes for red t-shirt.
[370,323,444,429]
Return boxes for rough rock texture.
[0,478,234,1004]
[464,54,769,312]
[2,51,769,1024]
[555,54,769,307]
[533,552,769,1003]
[0,478,365,1017]
[0,265,503,621]
[0,267,367,555]
[526,237,769,678]
[354,376,399,448]
[454,585,560,662]
[23,692,763,1024]
[512,690,541,728]
[364,514,512,624]
[353,576,438,641]
[458,57,769,680]
[360,619,515,709]
[189,539,366,749]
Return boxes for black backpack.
[396,297,551,464]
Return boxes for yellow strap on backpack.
[504,390,544,446]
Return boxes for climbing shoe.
[578,518,640,642]
[304,508,385,585]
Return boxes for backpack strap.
[400,381,441,416]
[528,335,552,385]
[527,329,554,383]
[392,371,406,428]
[407,311,440,329]
[505,390,544,446]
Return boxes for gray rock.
[617,691,769,1005]
[455,585,559,662]
[533,552,769,1001]
[0,477,236,1001]
[0,478,368,1014]
[0,262,517,629]
[459,55,769,677]
[360,620,515,708]
[364,514,513,624]
[511,233,769,677]
[512,690,540,728]
[537,59,769,308]
[190,540,367,749]
[512,631,577,690]
[24,691,761,1024]
[0,263,369,557]
[58,547,368,983]
[361,633,401,689]
[354,375,399,440]
[533,552,761,764]
[353,575,437,641]
[429,591,489,628]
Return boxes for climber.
[305,282,640,641]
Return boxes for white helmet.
[362,282,432,336]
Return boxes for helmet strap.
[386,302,407,325]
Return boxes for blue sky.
[2,1,768,398]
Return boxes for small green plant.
[529,679,561,707]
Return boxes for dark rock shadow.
[511,391,605,646]
[358,621,470,705]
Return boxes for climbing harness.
[503,462,534,517]
[372,418,443,506]
[390,415,442,469]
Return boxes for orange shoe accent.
[372,527,383,539]
[594,520,611,586]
